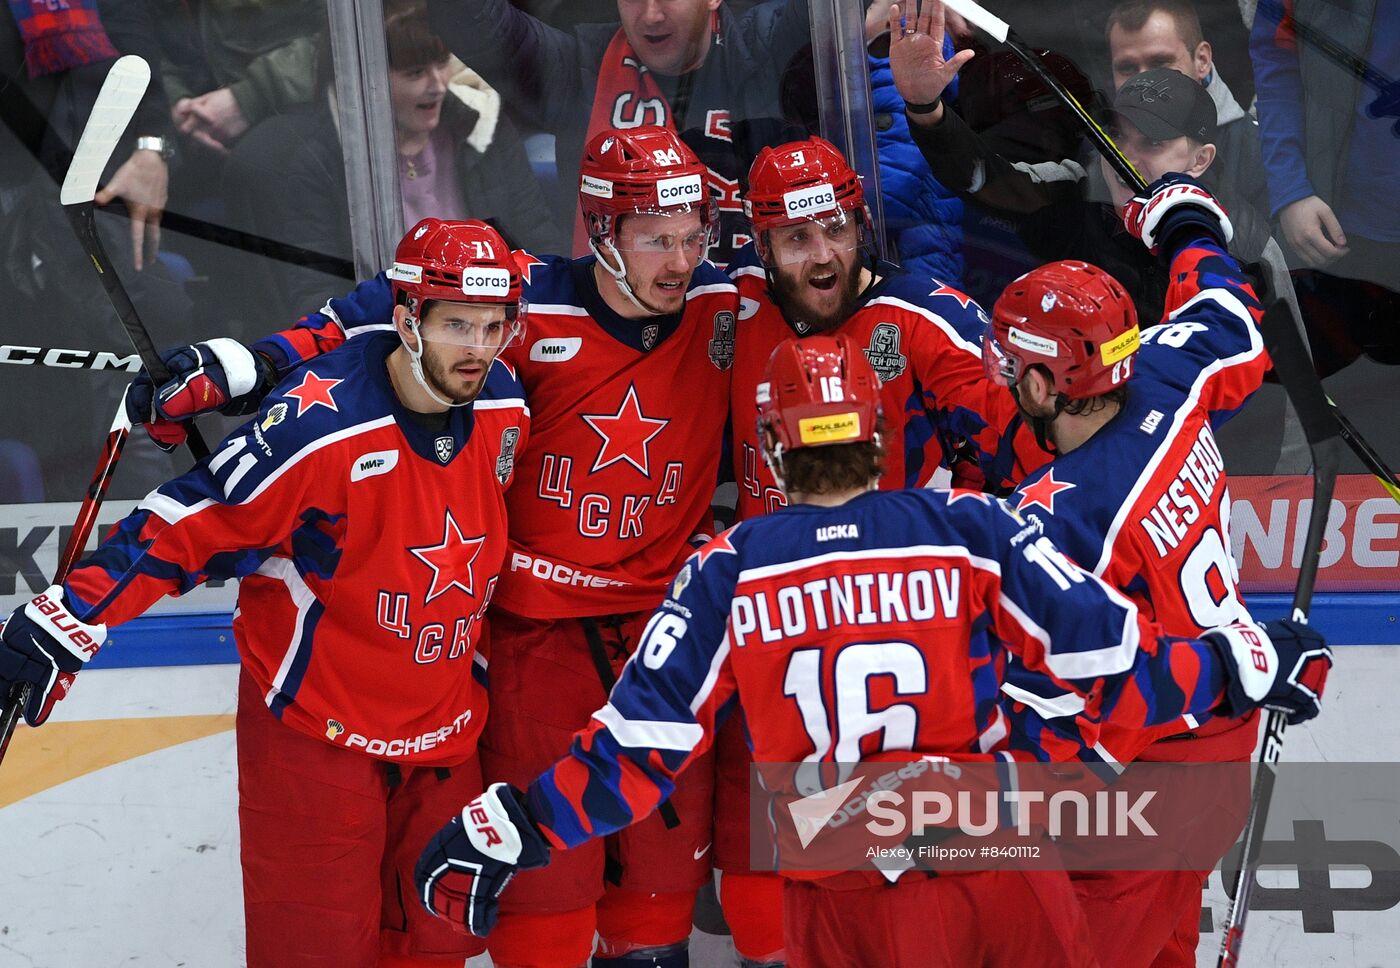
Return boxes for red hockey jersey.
[1002,237,1269,764]
[497,255,737,616]
[726,244,1029,520]
[251,254,739,618]
[64,334,529,766]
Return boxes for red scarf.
[7,0,119,78]
[575,11,719,255]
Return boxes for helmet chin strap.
[402,317,472,409]
[591,239,668,317]
[762,439,787,492]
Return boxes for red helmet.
[757,334,881,455]
[389,217,524,320]
[985,261,1139,400]
[578,126,717,247]
[744,136,865,235]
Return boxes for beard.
[770,255,865,333]
[421,344,488,405]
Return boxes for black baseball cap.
[1111,68,1218,143]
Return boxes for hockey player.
[728,135,1030,515]
[122,126,738,968]
[983,174,1283,966]
[0,219,530,968]
[713,136,1035,964]
[413,334,1331,968]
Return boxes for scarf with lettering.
[575,10,719,254]
[8,0,119,78]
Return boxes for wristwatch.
[136,135,175,161]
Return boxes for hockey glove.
[415,782,552,937]
[0,586,106,726]
[1122,173,1234,254]
[125,339,275,451]
[1206,619,1332,726]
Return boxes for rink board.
[0,643,1397,967]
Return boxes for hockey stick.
[1216,301,1345,967]
[939,0,1146,190]
[939,0,1400,506]
[60,54,209,461]
[1328,402,1400,503]
[0,400,133,767]
[1,344,141,372]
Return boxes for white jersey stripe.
[687,281,738,300]
[690,629,732,716]
[1000,681,1087,719]
[474,397,530,415]
[737,544,1003,584]
[524,303,591,317]
[256,556,319,707]
[595,702,704,752]
[137,415,398,525]
[862,295,982,356]
[1090,303,1264,577]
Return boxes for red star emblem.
[946,488,991,506]
[691,528,738,570]
[930,284,976,310]
[285,371,343,418]
[1016,470,1077,514]
[514,250,547,285]
[581,383,669,476]
[408,510,486,603]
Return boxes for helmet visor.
[981,329,1020,386]
[760,211,862,266]
[609,198,718,258]
[417,300,527,350]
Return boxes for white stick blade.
[941,0,1011,43]
[60,55,151,206]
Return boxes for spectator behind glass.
[774,0,967,286]
[1105,0,1270,245]
[424,0,814,265]
[1,1,175,270]
[973,0,1255,110]
[1250,0,1400,373]
[227,0,561,316]
[891,5,1273,312]
[863,0,966,286]
[0,1,193,501]
[154,0,323,156]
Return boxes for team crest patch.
[1041,291,1058,313]
[708,311,735,370]
[497,427,520,484]
[641,323,660,351]
[434,435,455,464]
[863,323,908,382]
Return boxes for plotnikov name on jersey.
[730,565,961,647]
